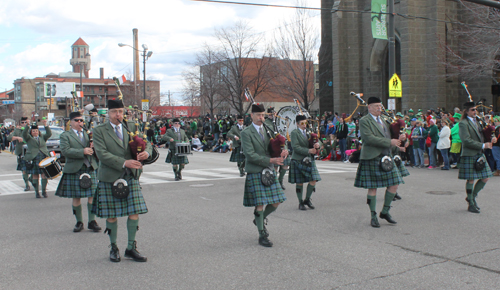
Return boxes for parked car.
[23,126,66,163]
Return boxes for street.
[1,149,500,289]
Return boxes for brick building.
[12,38,160,121]
[319,0,498,115]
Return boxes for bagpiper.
[91,99,153,262]
[227,115,246,177]
[55,111,101,232]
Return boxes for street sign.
[389,73,402,98]
[142,99,149,110]
[2,100,15,105]
[388,98,396,110]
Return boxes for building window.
[99,86,102,91]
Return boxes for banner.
[43,82,75,99]
[371,0,387,40]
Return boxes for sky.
[0,0,320,103]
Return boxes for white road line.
[0,181,25,195]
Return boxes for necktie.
[115,125,123,141]
[258,126,265,141]
[79,131,84,143]
[377,117,386,133]
[302,130,307,139]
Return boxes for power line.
[191,0,500,31]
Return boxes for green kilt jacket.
[91,122,153,218]
[162,128,190,165]
[7,128,26,171]
[55,130,98,198]
[458,117,492,180]
[288,129,321,183]
[241,124,286,207]
[22,126,51,175]
[228,124,245,163]
[354,114,404,189]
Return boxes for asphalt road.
[1,149,500,290]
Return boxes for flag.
[371,0,387,40]
[244,88,251,101]
[76,91,84,98]
[120,74,127,84]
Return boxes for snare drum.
[175,143,192,156]
[39,156,63,180]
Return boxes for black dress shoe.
[303,199,315,209]
[109,243,121,262]
[174,173,180,181]
[240,172,245,177]
[178,171,182,180]
[124,241,147,262]
[465,197,480,210]
[468,204,480,214]
[258,236,273,247]
[371,218,380,228]
[253,219,269,237]
[393,193,402,201]
[24,186,30,192]
[73,221,84,232]
[298,202,307,210]
[42,192,48,198]
[35,193,41,198]
[379,212,397,224]
[88,220,101,232]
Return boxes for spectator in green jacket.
[427,119,439,169]
[190,120,197,137]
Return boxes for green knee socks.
[127,218,139,250]
[473,180,486,198]
[73,205,83,223]
[106,220,118,244]
[466,183,474,203]
[41,179,47,193]
[263,204,277,219]
[296,185,304,203]
[32,179,39,193]
[367,195,377,218]
[254,210,265,237]
[278,167,287,184]
[87,202,95,222]
[22,172,29,188]
[305,184,315,200]
[381,190,396,214]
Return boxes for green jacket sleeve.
[291,130,310,156]
[60,132,85,159]
[93,127,127,172]
[241,129,270,169]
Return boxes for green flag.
[371,0,387,40]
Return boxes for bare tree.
[195,44,226,117]
[271,2,319,110]
[214,21,276,115]
[442,1,500,81]
[181,68,201,117]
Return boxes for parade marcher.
[7,117,31,191]
[354,97,404,228]
[289,115,322,210]
[264,107,289,189]
[55,111,101,232]
[22,119,51,198]
[458,102,495,214]
[91,99,152,262]
[227,115,246,177]
[163,118,190,181]
[241,103,288,247]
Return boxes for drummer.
[7,117,32,191]
[55,111,101,232]
[22,118,51,198]
[162,118,190,181]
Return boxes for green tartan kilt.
[55,166,97,198]
[16,156,26,171]
[165,151,189,165]
[91,178,148,218]
[397,161,410,177]
[354,158,404,189]
[243,172,287,207]
[26,152,48,175]
[229,146,245,163]
[288,159,321,184]
[458,154,493,180]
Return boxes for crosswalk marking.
[0,165,356,196]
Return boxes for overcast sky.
[0,0,320,102]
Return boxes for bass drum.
[276,106,311,139]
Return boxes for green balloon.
[129,105,133,109]
[42,117,46,120]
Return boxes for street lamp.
[118,43,153,103]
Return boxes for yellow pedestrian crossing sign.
[389,73,402,98]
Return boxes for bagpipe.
[113,77,159,165]
[70,91,95,141]
[461,81,488,131]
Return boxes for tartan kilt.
[165,151,189,165]
[288,159,321,184]
[458,154,493,180]
[397,161,410,177]
[91,178,148,218]
[283,156,291,166]
[243,172,286,207]
[16,156,26,171]
[354,158,404,189]
[55,166,97,198]
[229,146,245,163]
[26,152,47,175]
